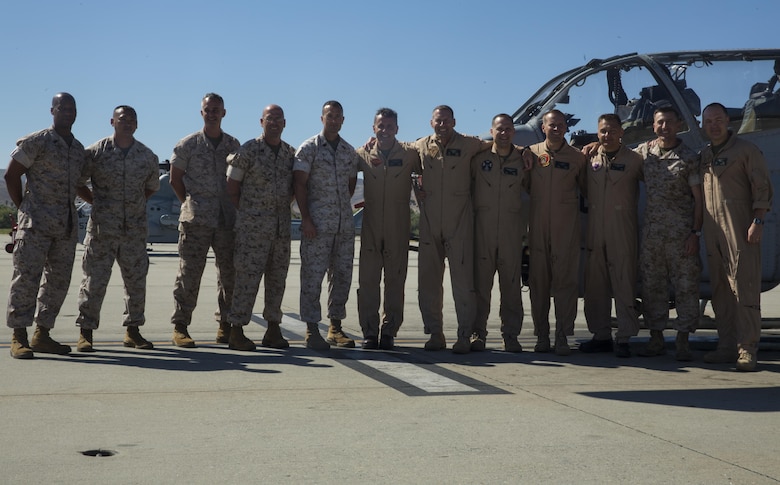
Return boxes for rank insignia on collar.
[481,160,493,171]
[539,153,551,167]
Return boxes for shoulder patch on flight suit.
[446,148,461,157]
[388,159,403,167]
[503,167,518,176]
[714,157,728,167]
[554,161,570,170]
[481,160,493,172]
[610,163,626,172]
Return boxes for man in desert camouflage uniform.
[634,107,702,362]
[355,108,420,350]
[5,93,86,359]
[472,114,527,353]
[169,93,241,348]
[224,104,295,352]
[74,105,160,352]
[293,100,359,350]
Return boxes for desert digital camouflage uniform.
[635,139,701,333]
[523,142,587,339]
[6,128,86,329]
[170,130,241,327]
[583,145,644,341]
[294,133,359,324]
[413,132,484,339]
[355,140,420,339]
[75,136,160,329]
[226,135,295,326]
[701,134,772,355]
[472,144,526,340]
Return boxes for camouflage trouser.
[299,231,354,324]
[6,228,77,329]
[76,230,149,329]
[228,232,291,326]
[640,228,701,332]
[171,222,235,326]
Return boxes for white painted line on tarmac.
[356,357,478,393]
[252,314,508,396]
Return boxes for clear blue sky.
[2,0,777,160]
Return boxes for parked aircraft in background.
[493,50,780,300]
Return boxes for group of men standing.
[4,93,773,371]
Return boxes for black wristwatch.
[753,217,764,225]
[691,229,701,237]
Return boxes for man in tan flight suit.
[524,110,587,356]
[582,114,644,358]
[472,114,526,352]
[355,108,421,350]
[700,102,772,371]
[414,105,486,354]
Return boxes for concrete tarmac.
[1,241,779,484]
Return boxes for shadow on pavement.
[579,386,780,412]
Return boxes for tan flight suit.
[355,141,421,339]
[583,145,644,342]
[701,133,772,354]
[413,132,485,339]
[524,142,587,339]
[472,145,526,340]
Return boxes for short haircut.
[322,100,343,113]
[542,109,566,122]
[432,105,454,117]
[52,92,75,108]
[375,107,398,122]
[492,113,513,126]
[202,93,224,105]
[114,105,137,118]
[703,102,729,118]
[598,113,622,125]
[654,105,681,120]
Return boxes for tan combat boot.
[534,335,551,353]
[124,326,154,349]
[736,348,757,372]
[503,336,523,353]
[228,325,256,352]
[261,321,289,349]
[452,336,471,354]
[424,332,446,351]
[675,331,692,362]
[326,319,355,348]
[10,328,34,359]
[554,334,571,356]
[77,328,96,353]
[216,321,231,344]
[172,324,196,348]
[639,330,666,357]
[306,323,330,350]
[30,326,71,355]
